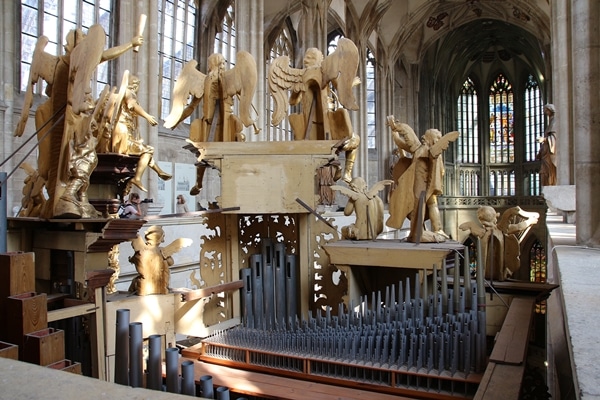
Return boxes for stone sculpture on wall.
[268,38,361,183]
[331,177,393,240]
[164,51,258,195]
[128,225,193,296]
[386,116,459,243]
[459,205,539,281]
[14,21,146,218]
[536,103,557,186]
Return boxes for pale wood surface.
[324,239,464,269]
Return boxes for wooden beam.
[173,280,244,302]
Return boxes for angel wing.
[430,130,460,158]
[69,24,107,115]
[330,184,361,201]
[164,60,206,129]
[221,51,257,127]
[366,180,394,199]
[268,55,305,125]
[388,116,420,153]
[161,238,193,259]
[459,220,486,238]
[321,38,359,111]
[14,36,58,137]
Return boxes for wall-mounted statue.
[268,38,360,183]
[536,103,557,186]
[128,225,193,295]
[164,52,257,195]
[96,70,172,193]
[385,116,459,243]
[331,178,393,240]
[15,21,145,218]
[459,206,539,281]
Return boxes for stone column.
[572,0,600,246]
[236,0,264,142]
[1,1,16,212]
[297,0,328,59]
[551,0,573,185]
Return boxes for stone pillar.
[236,1,264,142]
[1,1,16,213]
[551,0,573,185]
[572,0,600,246]
[297,0,328,57]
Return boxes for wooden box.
[0,341,18,360]
[22,327,65,366]
[0,252,35,310]
[2,292,48,346]
[47,359,82,374]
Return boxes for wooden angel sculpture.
[332,177,393,240]
[164,51,257,195]
[18,162,46,217]
[95,70,172,192]
[385,116,460,243]
[128,225,193,295]
[268,38,361,182]
[460,206,539,281]
[15,21,145,218]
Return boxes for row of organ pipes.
[200,237,489,396]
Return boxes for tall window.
[268,25,294,141]
[457,77,480,196]
[214,5,235,65]
[524,75,543,195]
[366,49,376,149]
[158,0,197,122]
[489,74,514,164]
[21,0,113,96]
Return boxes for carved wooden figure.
[331,178,393,240]
[268,38,361,182]
[164,52,257,195]
[128,226,192,295]
[386,116,460,243]
[536,104,557,186]
[15,20,145,218]
[460,206,539,281]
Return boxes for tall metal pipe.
[285,254,298,326]
[463,246,472,310]
[165,347,179,393]
[147,334,162,391]
[129,322,143,388]
[114,309,130,385]
[250,254,264,328]
[274,242,287,328]
[181,360,196,395]
[200,375,214,399]
[240,268,254,328]
[441,260,448,314]
[262,238,275,330]
[216,386,230,400]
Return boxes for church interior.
[0,0,597,399]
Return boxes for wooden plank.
[182,358,415,400]
[473,362,524,400]
[489,296,535,364]
[186,139,339,157]
[47,303,98,322]
[173,280,244,302]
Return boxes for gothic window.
[20,0,113,96]
[214,4,235,65]
[457,77,480,196]
[489,74,514,164]
[158,0,197,122]
[524,75,543,195]
[366,48,376,150]
[267,24,294,141]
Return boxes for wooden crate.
[22,327,65,366]
[47,359,82,374]
[0,252,35,313]
[0,341,18,360]
[2,292,48,347]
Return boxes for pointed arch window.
[489,74,514,164]
[524,75,543,195]
[366,48,376,149]
[214,5,235,65]
[457,77,480,196]
[158,0,197,122]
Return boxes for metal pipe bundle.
[129,322,143,388]
[114,309,130,385]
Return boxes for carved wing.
[268,55,305,125]
[430,130,460,158]
[164,60,206,129]
[331,184,361,201]
[14,36,58,137]
[69,24,107,115]
[321,37,359,111]
[130,234,147,253]
[388,116,420,153]
[221,51,257,127]
[459,220,486,238]
[161,238,193,259]
[366,180,394,199]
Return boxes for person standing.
[119,193,142,219]
[176,195,189,213]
